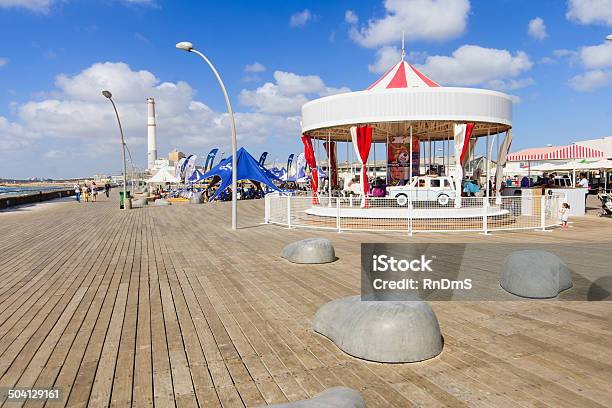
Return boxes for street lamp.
[176,41,238,230]
[102,90,129,209]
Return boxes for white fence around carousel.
[264,192,564,234]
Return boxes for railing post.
[264,194,270,224]
[540,195,546,231]
[408,197,413,236]
[286,194,291,229]
[483,196,489,235]
[336,197,341,232]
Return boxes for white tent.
[146,166,181,184]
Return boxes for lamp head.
[176,41,194,52]
[102,90,112,99]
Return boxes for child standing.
[560,203,570,228]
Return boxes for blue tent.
[187,168,205,183]
[196,147,283,200]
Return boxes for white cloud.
[580,42,612,68]
[289,9,312,27]
[239,71,350,115]
[348,0,470,48]
[3,62,309,173]
[0,58,7,68]
[43,149,63,159]
[368,46,401,73]
[0,116,38,151]
[487,77,535,91]
[0,0,60,13]
[528,17,548,40]
[416,45,533,86]
[244,62,266,73]
[345,10,358,24]
[121,0,156,5]
[539,56,557,64]
[569,69,612,90]
[566,42,612,91]
[566,0,612,25]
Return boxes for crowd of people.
[73,182,111,203]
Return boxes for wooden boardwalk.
[0,194,611,407]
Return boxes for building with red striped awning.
[507,144,604,162]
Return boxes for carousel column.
[409,125,414,236]
[485,129,491,206]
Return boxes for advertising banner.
[258,152,268,166]
[286,154,294,178]
[204,148,219,172]
[183,154,198,183]
[387,135,420,183]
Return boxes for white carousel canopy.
[301,57,513,141]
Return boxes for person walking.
[104,182,110,198]
[74,183,81,203]
[91,182,98,202]
[83,185,90,202]
[559,203,570,228]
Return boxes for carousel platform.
[305,204,510,219]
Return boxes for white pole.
[103,95,128,210]
[486,130,490,203]
[184,47,238,230]
[409,125,413,182]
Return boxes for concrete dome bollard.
[189,193,203,204]
[281,238,336,264]
[154,199,171,206]
[313,296,442,363]
[500,250,572,298]
[258,387,365,408]
[132,197,148,208]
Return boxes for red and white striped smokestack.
[147,97,157,170]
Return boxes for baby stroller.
[597,192,612,217]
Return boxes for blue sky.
[1,0,612,179]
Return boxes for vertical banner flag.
[175,157,187,180]
[204,148,219,172]
[286,154,294,180]
[258,152,268,166]
[387,136,420,184]
[296,153,306,179]
[301,135,319,203]
[350,125,372,208]
[184,155,198,183]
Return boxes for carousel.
[297,38,515,225]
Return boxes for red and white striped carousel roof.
[367,59,440,91]
[507,144,604,161]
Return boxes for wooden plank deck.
[0,194,611,407]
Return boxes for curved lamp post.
[176,41,238,230]
[102,90,129,209]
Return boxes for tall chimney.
[147,97,157,170]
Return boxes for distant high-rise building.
[168,149,185,166]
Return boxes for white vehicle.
[388,175,456,206]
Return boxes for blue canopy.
[197,147,283,200]
[187,168,205,183]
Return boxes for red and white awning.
[507,144,604,161]
[367,60,439,91]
